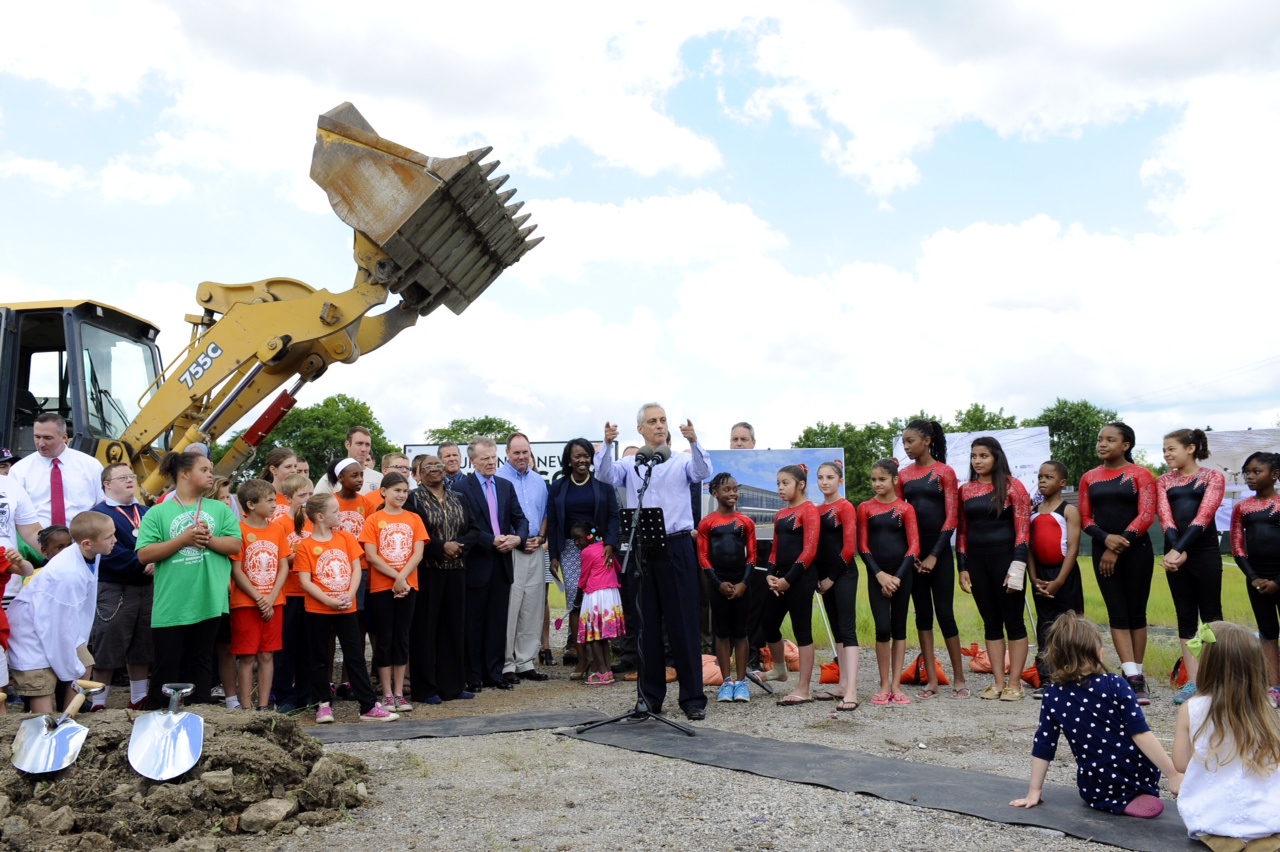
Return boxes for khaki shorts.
[10,646,94,697]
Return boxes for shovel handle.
[75,679,106,696]
[63,691,88,720]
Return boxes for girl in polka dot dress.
[1011,612,1181,818]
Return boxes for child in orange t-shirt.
[359,473,428,713]
[270,473,313,713]
[292,494,395,723]
[231,480,290,711]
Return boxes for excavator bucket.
[310,102,540,317]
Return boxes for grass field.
[549,557,1256,681]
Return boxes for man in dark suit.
[456,437,528,691]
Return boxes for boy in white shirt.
[7,512,115,714]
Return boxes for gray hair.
[467,437,497,458]
[636,402,665,427]
[730,421,755,440]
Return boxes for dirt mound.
[0,707,367,850]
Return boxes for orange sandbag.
[759,646,773,670]
[898,654,951,686]
[1021,665,1041,688]
[819,660,841,684]
[784,640,800,672]
[1169,657,1189,689]
[702,655,724,686]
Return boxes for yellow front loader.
[0,103,539,500]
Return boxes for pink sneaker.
[315,704,335,724]
[393,695,413,712]
[360,702,399,722]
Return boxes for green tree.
[425,416,522,444]
[952,403,1019,432]
[259,394,397,479]
[1022,398,1118,487]
[794,411,947,504]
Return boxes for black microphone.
[652,445,671,464]
[634,446,654,464]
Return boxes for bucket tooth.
[525,236,544,250]
[511,213,530,228]
[505,201,525,217]
[488,174,509,192]
[496,189,517,206]
[468,146,494,163]
[479,160,501,178]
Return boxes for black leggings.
[1247,560,1280,641]
[306,611,378,714]
[867,567,912,643]
[1165,546,1223,639]
[149,616,221,709]
[368,588,417,668]
[1093,536,1153,631]
[966,546,1027,642]
[763,568,818,646]
[912,542,958,636]
[821,569,859,646]
[707,582,750,640]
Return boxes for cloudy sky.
[3,2,1278,459]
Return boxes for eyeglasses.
[108,475,138,483]
[386,465,411,473]
[420,464,445,471]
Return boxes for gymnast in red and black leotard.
[858,458,919,705]
[1231,452,1280,682]
[814,460,859,708]
[957,436,1031,700]
[764,464,820,703]
[897,418,965,698]
[1078,422,1156,698]
[697,473,758,686]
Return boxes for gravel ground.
[234,643,1182,852]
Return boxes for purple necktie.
[484,478,501,536]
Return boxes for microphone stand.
[577,454,694,736]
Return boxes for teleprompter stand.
[577,465,694,737]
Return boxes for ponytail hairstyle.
[1194,621,1280,775]
[1165,428,1210,461]
[904,419,947,463]
[381,472,410,491]
[261,447,298,482]
[778,463,808,496]
[817,459,844,480]
[295,494,335,536]
[708,472,736,493]
[969,436,1013,516]
[1243,451,1280,476]
[568,520,596,543]
[158,449,202,483]
[870,457,899,478]
[1103,422,1136,463]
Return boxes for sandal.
[870,692,892,706]
[980,685,1003,700]
[890,692,911,706]
[813,690,840,701]
[539,649,556,666]
[569,670,587,681]
[776,695,812,706]
[836,699,860,712]
[950,686,971,699]
[917,688,939,700]
[585,672,606,686]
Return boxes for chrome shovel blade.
[127,710,205,781]
[11,715,89,774]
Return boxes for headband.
[335,457,362,475]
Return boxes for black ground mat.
[566,720,1194,852]
[313,708,608,744]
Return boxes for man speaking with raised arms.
[595,403,711,721]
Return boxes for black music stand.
[577,471,694,737]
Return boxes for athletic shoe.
[127,698,148,711]
[733,680,751,702]
[359,703,399,722]
[1127,675,1151,706]
[335,682,355,701]
[1030,687,1045,700]
[393,695,413,712]
[717,681,735,703]
[1173,683,1197,705]
[211,684,225,700]
[276,702,297,714]
[87,703,108,713]
[383,694,395,710]
[315,704,335,724]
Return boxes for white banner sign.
[403,441,616,485]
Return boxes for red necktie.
[50,457,66,526]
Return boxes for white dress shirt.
[1,475,38,603]
[7,545,100,680]
[595,443,712,535]
[9,447,105,528]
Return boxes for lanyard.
[173,496,205,531]
[113,504,141,531]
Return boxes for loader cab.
[0,302,162,458]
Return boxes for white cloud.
[100,160,192,205]
[0,155,89,193]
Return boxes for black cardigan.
[545,475,620,560]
